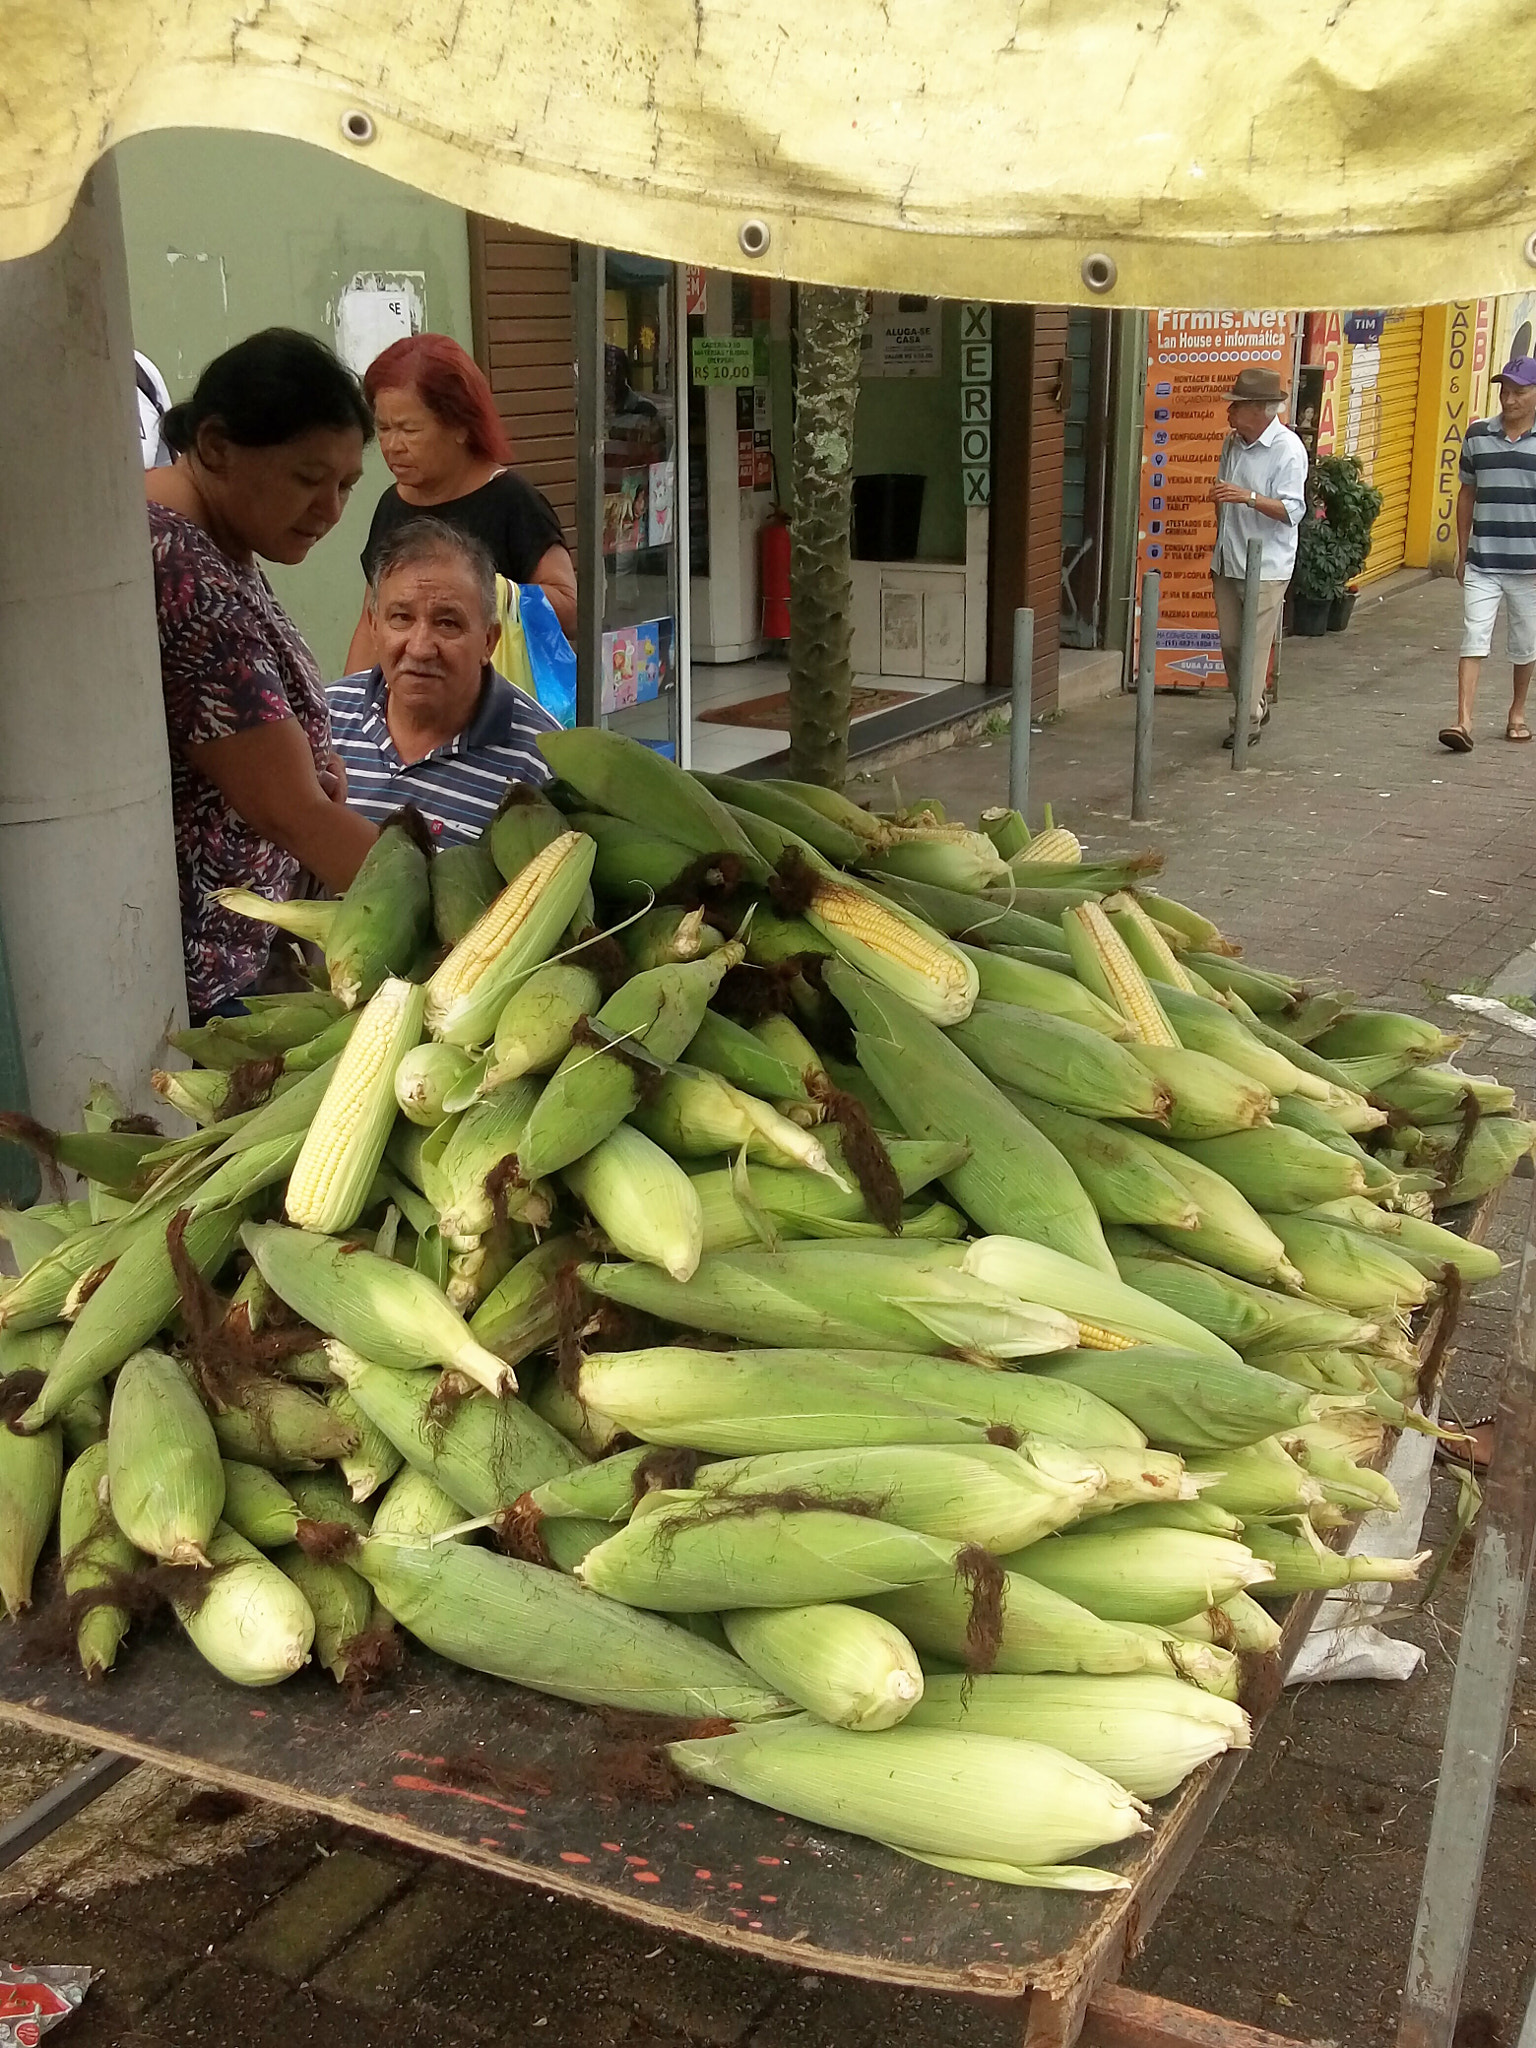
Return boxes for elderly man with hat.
[1439,356,1536,752]
[1207,366,1309,748]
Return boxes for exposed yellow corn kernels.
[1016,826,1082,865]
[286,979,423,1233]
[812,882,974,1012]
[1073,1321,1141,1352]
[1075,903,1179,1047]
[430,831,583,1007]
[1110,896,1197,994]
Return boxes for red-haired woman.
[342,334,576,672]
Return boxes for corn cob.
[825,961,1114,1273]
[800,874,979,1025]
[393,1043,475,1127]
[328,1385,403,1499]
[430,834,504,947]
[1154,983,1329,1100]
[1134,896,1237,957]
[684,1011,817,1108]
[1184,1438,1326,1517]
[324,1345,580,1514]
[324,808,434,1009]
[694,773,874,864]
[57,1441,138,1676]
[1005,1526,1273,1626]
[207,1372,359,1471]
[1181,955,1301,1013]
[948,1001,1171,1121]
[862,826,1013,895]
[107,1348,224,1566]
[220,1461,304,1548]
[274,1541,381,1685]
[687,1440,1106,1552]
[483,960,605,1089]
[670,1717,1152,1891]
[563,1122,705,1282]
[631,1066,844,1182]
[1313,1010,1464,1063]
[907,1673,1250,1801]
[516,946,745,1180]
[1124,1044,1275,1140]
[1373,1065,1516,1120]
[1240,1515,1428,1595]
[541,729,768,875]
[579,1245,1077,1361]
[688,1138,967,1252]
[952,1235,1235,1363]
[19,1202,245,1431]
[173,1523,315,1686]
[284,979,424,1232]
[467,1234,581,1364]
[1018,822,1084,865]
[619,903,721,970]
[425,831,596,1047]
[959,946,1132,1039]
[869,873,1072,954]
[867,1572,1234,1689]
[369,1464,467,1541]
[1286,1437,1401,1517]
[1103,895,1197,996]
[1061,903,1179,1044]
[0,1404,63,1616]
[1107,1239,1369,1358]
[357,1534,789,1719]
[575,1344,1145,1453]
[1303,1197,1503,1285]
[721,1605,923,1730]
[242,1222,516,1399]
[997,1096,1193,1234]
[1260,1214,1430,1313]
[425,1076,544,1242]
[1033,1346,1333,1454]
[212,887,337,948]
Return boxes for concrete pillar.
[0,157,186,1131]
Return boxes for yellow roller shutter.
[1348,309,1424,585]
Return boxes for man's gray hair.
[368,516,498,622]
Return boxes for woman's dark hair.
[162,328,374,457]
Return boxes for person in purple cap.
[1440,355,1536,751]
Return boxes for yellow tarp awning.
[5,0,1535,306]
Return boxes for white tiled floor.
[606,654,957,770]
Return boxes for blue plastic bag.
[494,577,577,729]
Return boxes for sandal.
[1437,1416,1496,1473]
[1507,721,1532,742]
[1439,726,1475,752]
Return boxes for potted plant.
[1310,454,1383,631]
[1291,502,1350,635]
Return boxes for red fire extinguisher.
[760,511,791,642]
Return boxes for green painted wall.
[852,300,965,562]
[115,130,474,677]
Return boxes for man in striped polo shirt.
[329,516,560,841]
[1440,356,1536,751]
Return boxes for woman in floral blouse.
[147,330,380,1019]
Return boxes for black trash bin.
[852,473,926,561]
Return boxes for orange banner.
[1136,311,1299,690]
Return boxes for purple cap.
[1496,356,1536,387]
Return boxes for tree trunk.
[787,285,865,788]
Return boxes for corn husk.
[107,1348,224,1567]
[721,1604,924,1730]
[173,1523,315,1686]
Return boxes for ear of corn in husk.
[425,1076,544,1242]
[328,1385,403,1499]
[959,1235,1240,1364]
[369,1464,467,1542]
[1259,1214,1430,1313]
[323,1345,580,1515]
[687,1138,967,1252]
[1002,1525,1273,1626]
[630,1066,847,1184]
[483,961,606,1088]
[825,961,1113,1273]
[57,1440,138,1675]
[1032,1345,1339,1454]
[1168,1590,1283,1655]
[393,1043,475,1126]
[1061,902,1179,1044]
[213,887,336,948]
[0,1408,63,1615]
[325,809,434,1009]
[1240,1514,1428,1595]
[721,1604,924,1730]
[273,1542,380,1684]
[219,1461,302,1548]
[1124,1045,1275,1140]
[695,772,874,864]
[206,1372,359,1472]
[1184,1438,1326,1517]
[356,1534,791,1720]
[173,1523,315,1685]
[430,835,504,947]
[620,903,722,969]
[1106,1235,1372,1356]
[564,1122,705,1282]
[1312,1010,1464,1063]
[948,1001,1172,1121]
[906,1672,1250,1800]
[107,1348,225,1566]
[574,1344,1143,1454]
[959,946,1132,1039]
[861,826,1012,894]
[1302,1199,1503,1285]
[242,1222,516,1399]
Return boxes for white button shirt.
[1211,415,1309,580]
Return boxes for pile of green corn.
[0,733,1526,1892]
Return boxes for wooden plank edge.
[1079,1984,1309,2046]
[0,1694,1035,2004]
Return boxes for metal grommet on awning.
[1081,252,1118,294]
[341,109,377,145]
[1524,228,1536,268]
[738,218,772,259]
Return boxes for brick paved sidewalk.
[5,575,1536,2048]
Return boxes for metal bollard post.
[1009,607,1034,817]
[1131,570,1160,822]
[1230,536,1264,771]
